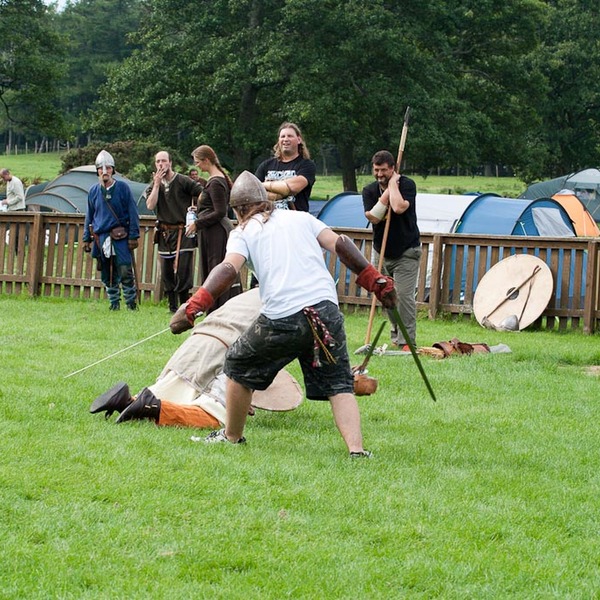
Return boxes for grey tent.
[25,166,151,215]
[520,168,600,222]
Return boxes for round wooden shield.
[473,254,553,331]
[251,369,303,412]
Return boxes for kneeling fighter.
[170,171,397,457]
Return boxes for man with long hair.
[254,122,316,212]
[170,171,398,457]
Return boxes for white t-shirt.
[227,210,338,319]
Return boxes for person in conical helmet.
[82,149,140,310]
[169,170,397,457]
[95,149,115,174]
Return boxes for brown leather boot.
[116,388,161,424]
[89,382,133,419]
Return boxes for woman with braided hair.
[170,171,398,457]
[190,145,241,311]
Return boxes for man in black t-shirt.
[362,150,421,348]
[255,122,316,212]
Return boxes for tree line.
[1,0,598,188]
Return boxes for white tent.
[416,193,478,233]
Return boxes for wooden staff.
[130,245,142,304]
[363,106,411,346]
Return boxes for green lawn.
[0,152,67,183]
[2,151,527,199]
[1,294,599,598]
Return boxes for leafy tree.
[403,0,548,177]
[274,0,549,186]
[60,139,191,180]
[54,0,144,144]
[88,0,286,173]
[518,0,600,180]
[0,0,67,141]
[88,0,551,189]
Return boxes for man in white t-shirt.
[171,171,397,457]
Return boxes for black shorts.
[224,300,354,400]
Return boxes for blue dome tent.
[316,191,479,294]
[308,199,328,218]
[453,194,576,236]
[317,192,369,228]
[317,191,478,233]
[450,194,581,306]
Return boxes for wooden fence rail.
[2,213,599,333]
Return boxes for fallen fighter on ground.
[89,288,302,428]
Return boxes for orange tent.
[551,190,600,237]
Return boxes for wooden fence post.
[27,212,45,297]
[428,234,443,320]
[583,239,598,334]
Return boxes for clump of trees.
[2,0,600,187]
[60,140,191,181]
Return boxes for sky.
[43,0,69,11]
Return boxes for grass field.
[1,152,528,199]
[1,294,599,597]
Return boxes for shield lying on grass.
[251,369,303,412]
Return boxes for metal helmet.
[95,150,115,174]
[230,171,267,208]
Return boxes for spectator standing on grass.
[145,151,204,313]
[362,150,421,349]
[0,169,26,211]
[250,122,317,288]
[82,150,140,311]
[190,144,241,311]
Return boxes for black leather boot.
[178,290,190,306]
[89,382,133,419]
[116,388,161,424]
[167,291,178,313]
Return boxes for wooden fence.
[2,212,599,333]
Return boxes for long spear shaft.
[389,306,437,403]
[63,327,171,379]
